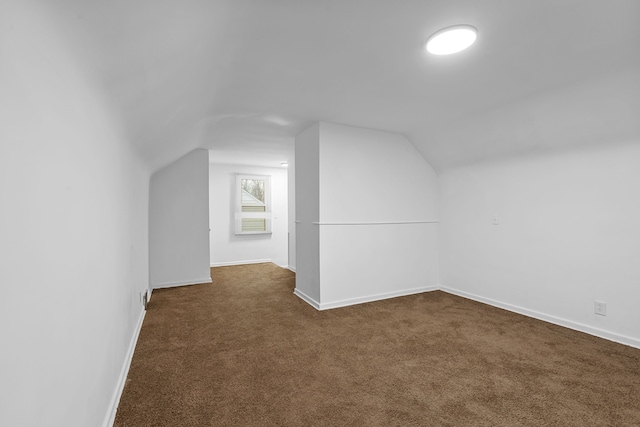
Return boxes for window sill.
[235,231,273,235]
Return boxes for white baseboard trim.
[152,277,212,289]
[293,288,321,309]
[210,259,271,267]
[320,286,438,310]
[103,307,146,427]
[287,266,296,273]
[440,286,640,350]
[295,286,438,311]
[294,285,437,311]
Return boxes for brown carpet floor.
[115,263,640,426]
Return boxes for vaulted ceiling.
[45,0,640,171]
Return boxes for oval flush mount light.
[426,25,477,55]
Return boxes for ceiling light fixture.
[426,25,477,55]
[281,162,288,167]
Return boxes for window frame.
[235,174,272,235]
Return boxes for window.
[235,174,272,234]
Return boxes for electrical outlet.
[594,301,607,316]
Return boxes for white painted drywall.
[319,123,438,222]
[439,141,640,347]
[318,123,439,307]
[208,162,288,268]
[294,124,321,304]
[0,2,149,426]
[319,224,438,307]
[287,157,296,271]
[149,149,211,288]
[295,122,439,309]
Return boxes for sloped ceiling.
[45,0,640,171]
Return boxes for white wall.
[0,2,149,426]
[149,149,211,288]
[294,124,321,303]
[319,123,438,223]
[295,122,439,309]
[319,123,439,308]
[439,141,640,347]
[287,156,296,271]
[209,162,288,268]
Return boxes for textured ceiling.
[44,0,640,171]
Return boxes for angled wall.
[295,122,439,309]
[0,2,149,426]
[149,149,211,288]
